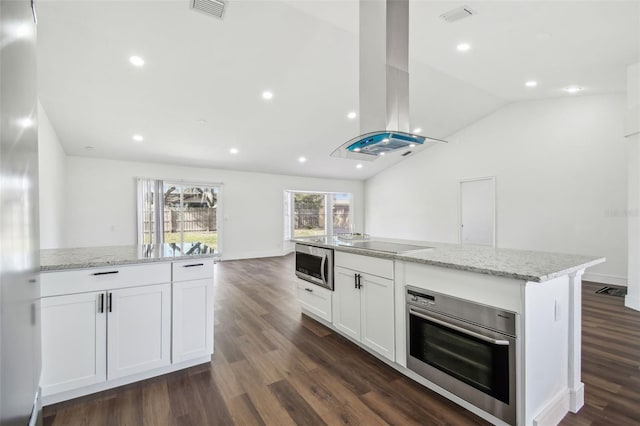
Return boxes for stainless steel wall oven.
[295,244,334,291]
[406,287,517,425]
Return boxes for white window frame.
[284,190,354,240]
[137,178,224,257]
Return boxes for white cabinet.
[360,272,395,360]
[333,268,361,340]
[40,259,214,404]
[297,279,332,322]
[107,283,171,380]
[41,283,172,393]
[41,291,107,395]
[171,260,214,363]
[333,265,395,361]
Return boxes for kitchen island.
[292,236,605,426]
[39,244,215,405]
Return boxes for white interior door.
[460,177,496,246]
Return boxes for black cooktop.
[347,241,432,253]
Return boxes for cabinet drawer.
[335,251,394,279]
[41,262,171,297]
[297,280,332,322]
[172,259,214,282]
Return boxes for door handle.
[409,308,510,345]
[98,293,104,313]
[107,293,113,313]
[320,255,328,287]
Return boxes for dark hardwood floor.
[43,255,640,426]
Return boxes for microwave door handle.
[320,255,328,286]
[409,309,510,346]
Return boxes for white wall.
[37,102,67,249]
[63,157,364,260]
[625,62,640,310]
[365,94,627,285]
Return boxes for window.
[284,191,353,239]
[137,179,221,254]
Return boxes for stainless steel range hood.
[331,0,445,161]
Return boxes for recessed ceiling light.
[525,80,538,87]
[356,164,363,169]
[347,111,357,120]
[563,86,584,94]
[298,156,307,163]
[409,143,416,148]
[85,146,94,151]
[262,91,274,100]
[229,148,239,154]
[17,117,34,128]
[413,127,422,134]
[132,134,144,142]
[129,55,145,67]
[456,43,471,52]
[379,152,386,156]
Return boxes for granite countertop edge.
[40,253,215,272]
[292,239,605,283]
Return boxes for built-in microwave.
[295,244,333,291]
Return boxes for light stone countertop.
[291,236,605,283]
[40,243,215,272]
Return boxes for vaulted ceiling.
[36,1,640,179]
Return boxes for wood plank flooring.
[43,255,640,426]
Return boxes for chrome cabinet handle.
[409,308,510,345]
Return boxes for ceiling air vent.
[440,5,476,23]
[192,0,226,19]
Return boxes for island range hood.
[331,0,446,161]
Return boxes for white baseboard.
[625,295,640,311]
[533,390,570,426]
[582,272,627,286]
[569,383,585,413]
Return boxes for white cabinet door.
[332,267,361,341]
[107,283,171,380]
[172,279,214,363]
[41,292,107,395]
[360,273,395,361]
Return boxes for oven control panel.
[405,286,517,337]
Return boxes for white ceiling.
[36,1,640,180]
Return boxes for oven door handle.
[409,308,510,346]
[320,255,328,287]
